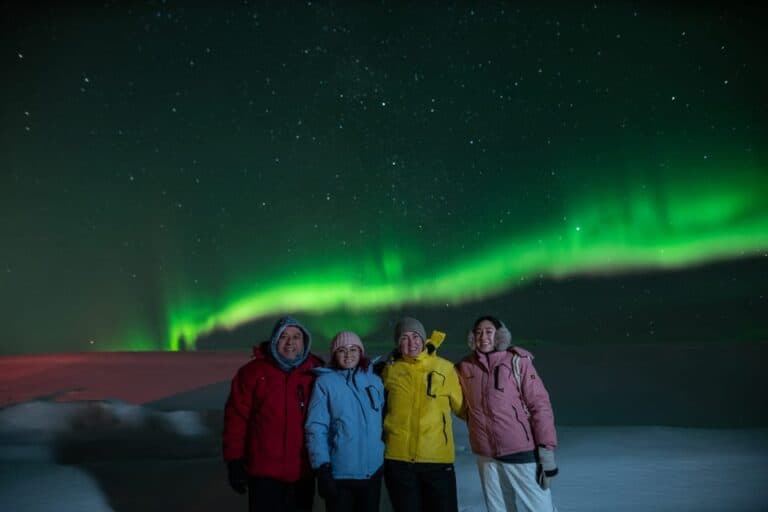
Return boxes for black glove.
[227,458,248,495]
[316,463,338,500]
[536,446,558,490]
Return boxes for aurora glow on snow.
[1,3,766,353]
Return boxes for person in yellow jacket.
[381,317,464,512]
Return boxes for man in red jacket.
[223,316,324,512]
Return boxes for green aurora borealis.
[169,167,768,350]
[1,3,766,353]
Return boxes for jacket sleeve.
[305,378,331,469]
[452,362,468,420]
[222,366,254,461]
[445,364,465,418]
[374,374,386,411]
[519,357,557,449]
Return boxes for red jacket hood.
[252,341,324,367]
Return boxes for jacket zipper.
[442,413,448,445]
[283,373,289,458]
[297,384,305,414]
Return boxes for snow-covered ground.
[1,400,766,512]
[1,351,766,511]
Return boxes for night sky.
[2,2,766,355]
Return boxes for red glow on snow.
[0,352,248,406]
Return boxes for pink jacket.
[456,347,557,457]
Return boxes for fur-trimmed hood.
[466,322,512,351]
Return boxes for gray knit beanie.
[393,317,427,344]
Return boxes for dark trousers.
[384,459,458,512]
[247,475,314,512]
[324,469,383,512]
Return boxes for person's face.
[277,326,305,360]
[398,331,424,357]
[334,345,361,369]
[474,319,497,353]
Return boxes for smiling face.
[276,326,305,360]
[398,331,424,357]
[474,319,497,353]
[334,345,361,369]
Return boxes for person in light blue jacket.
[305,331,385,512]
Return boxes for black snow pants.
[323,467,383,512]
[247,475,314,512]
[383,459,458,512]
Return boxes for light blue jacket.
[305,364,385,479]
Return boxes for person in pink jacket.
[455,315,559,512]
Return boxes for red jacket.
[223,342,324,482]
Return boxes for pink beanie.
[330,331,364,355]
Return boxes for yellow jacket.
[381,333,464,463]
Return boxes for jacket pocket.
[330,418,344,455]
[427,371,446,398]
[493,363,513,391]
[511,404,530,442]
[365,385,382,411]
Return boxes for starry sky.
[1,2,766,355]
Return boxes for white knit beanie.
[330,331,364,355]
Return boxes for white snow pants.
[476,455,557,512]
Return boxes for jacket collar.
[401,349,430,364]
[473,349,508,371]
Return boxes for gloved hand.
[316,463,338,500]
[227,458,248,495]
[536,446,558,490]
